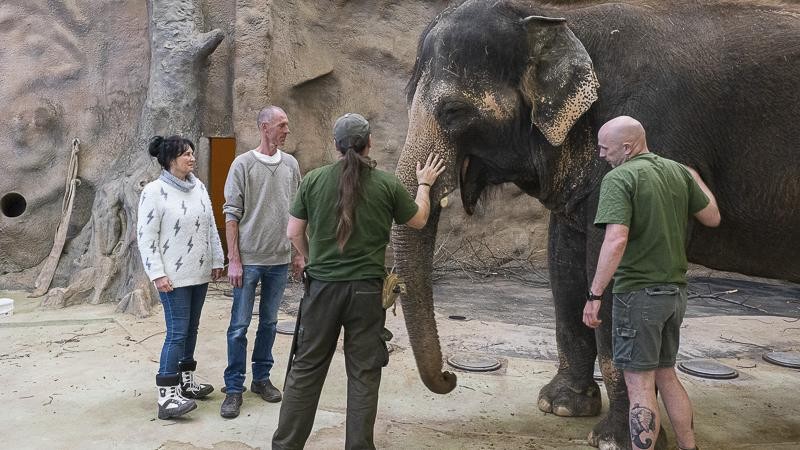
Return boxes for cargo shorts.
[612,284,687,371]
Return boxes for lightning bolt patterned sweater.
[137,172,224,288]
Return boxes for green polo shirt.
[594,153,709,293]
[290,161,418,281]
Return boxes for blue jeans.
[224,264,288,393]
[158,283,209,376]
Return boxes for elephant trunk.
[391,87,458,394]
[392,215,457,394]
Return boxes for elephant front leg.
[586,306,633,449]
[537,217,601,417]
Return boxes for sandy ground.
[1,274,799,450]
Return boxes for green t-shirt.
[290,161,419,281]
[594,153,709,293]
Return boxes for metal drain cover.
[446,353,501,372]
[762,352,800,369]
[678,359,738,379]
[276,320,296,335]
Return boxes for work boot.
[220,392,243,418]
[251,379,282,403]
[156,374,197,420]
[178,360,214,399]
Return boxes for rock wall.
[0,0,550,300]
[0,1,149,284]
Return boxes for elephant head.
[391,0,599,394]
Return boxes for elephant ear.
[520,16,599,147]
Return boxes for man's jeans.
[158,283,209,376]
[224,264,288,393]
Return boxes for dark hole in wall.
[1,193,27,218]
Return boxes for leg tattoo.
[630,403,656,449]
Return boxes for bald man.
[583,116,720,450]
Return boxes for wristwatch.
[587,290,603,301]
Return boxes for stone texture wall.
[0,0,549,295]
[0,1,149,283]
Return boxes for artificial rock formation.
[40,0,223,317]
[0,0,549,316]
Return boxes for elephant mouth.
[459,155,488,215]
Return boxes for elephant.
[391,0,800,448]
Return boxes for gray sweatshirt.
[223,150,301,265]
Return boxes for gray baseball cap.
[334,113,370,150]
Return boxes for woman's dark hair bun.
[148,135,164,157]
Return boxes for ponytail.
[148,136,164,158]
[335,146,373,252]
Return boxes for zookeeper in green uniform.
[583,116,720,450]
[272,113,445,450]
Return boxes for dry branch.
[430,233,549,287]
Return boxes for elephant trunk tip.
[422,370,458,394]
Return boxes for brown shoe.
[250,379,282,403]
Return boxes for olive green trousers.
[272,278,388,450]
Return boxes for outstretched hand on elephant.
[405,153,447,230]
[416,153,446,187]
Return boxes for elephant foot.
[587,413,668,450]
[537,371,601,417]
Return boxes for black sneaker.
[251,379,282,403]
[220,393,243,418]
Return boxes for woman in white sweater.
[137,135,224,420]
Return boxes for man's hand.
[154,276,173,293]
[228,259,243,288]
[212,268,224,281]
[583,300,602,329]
[291,253,305,281]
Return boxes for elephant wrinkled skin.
[391,1,800,449]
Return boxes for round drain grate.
[762,352,800,369]
[276,320,296,335]
[677,359,738,379]
[446,353,502,372]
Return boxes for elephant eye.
[437,100,472,129]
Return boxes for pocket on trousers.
[295,326,305,352]
[614,292,634,308]
[615,327,637,362]
[354,290,381,298]
[645,285,679,296]
[375,337,390,368]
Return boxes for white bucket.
[0,298,14,317]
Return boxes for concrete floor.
[1,277,799,450]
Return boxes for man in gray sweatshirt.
[220,106,302,419]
